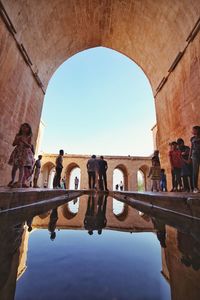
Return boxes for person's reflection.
[97,194,107,235]
[48,208,58,241]
[26,217,33,232]
[0,223,24,299]
[151,217,166,248]
[84,195,95,235]
[84,195,107,235]
[177,231,200,271]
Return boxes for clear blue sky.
[41,47,156,156]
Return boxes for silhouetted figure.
[32,155,42,188]
[120,181,123,191]
[115,184,119,190]
[48,208,58,240]
[53,150,64,188]
[160,169,167,192]
[27,218,33,232]
[98,156,108,191]
[96,195,107,234]
[74,176,79,189]
[87,155,97,189]
[84,196,96,235]
[190,125,200,193]
[177,138,193,192]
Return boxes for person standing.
[53,149,64,188]
[119,181,124,191]
[169,141,182,192]
[177,138,193,192]
[98,156,108,191]
[8,123,34,188]
[74,176,79,189]
[32,155,42,188]
[160,169,167,192]
[87,155,97,189]
[190,126,200,193]
[148,157,161,192]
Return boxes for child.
[160,169,167,191]
[190,126,200,193]
[8,123,34,188]
[32,155,42,188]
[148,157,161,192]
[169,141,183,192]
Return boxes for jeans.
[192,157,200,188]
[88,171,96,189]
[99,171,107,190]
[171,168,182,189]
[53,167,62,188]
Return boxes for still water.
[0,194,200,300]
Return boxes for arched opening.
[113,165,128,191]
[40,47,155,158]
[137,165,150,192]
[0,1,199,188]
[113,200,129,221]
[137,170,145,192]
[40,162,55,188]
[65,163,81,190]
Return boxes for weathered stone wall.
[156,34,200,188]
[0,17,43,186]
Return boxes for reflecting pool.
[0,194,200,300]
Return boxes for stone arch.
[113,164,128,190]
[137,165,150,191]
[61,203,78,220]
[40,162,55,188]
[65,162,81,189]
[0,1,199,186]
[113,201,129,222]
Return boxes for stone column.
[128,171,138,191]
[80,165,88,189]
[106,168,114,191]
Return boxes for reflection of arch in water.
[113,199,129,221]
[41,162,55,188]
[113,164,128,191]
[65,163,81,189]
[138,165,149,191]
[62,202,78,220]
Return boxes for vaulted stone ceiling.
[3,0,200,91]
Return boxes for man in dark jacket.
[98,156,108,191]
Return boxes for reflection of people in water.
[151,217,166,248]
[97,194,107,234]
[0,223,24,299]
[84,195,107,235]
[48,208,58,241]
[177,231,200,271]
[27,218,33,232]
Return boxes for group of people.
[86,155,108,191]
[148,126,200,193]
[7,123,42,188]
[7,123,200,194]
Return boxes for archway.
[40,162,55,188]
[113,165,128,191]
[137,170,145,192]
[137,165,149,192]
[65,163,81,190]
[0,1,199,186]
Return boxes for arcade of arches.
[0,1,200,186]
[39,154,151,191]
